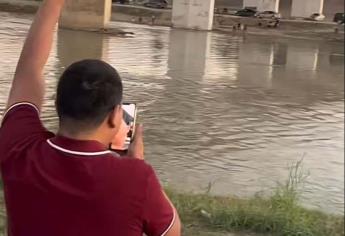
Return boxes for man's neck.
[57,128,109,147]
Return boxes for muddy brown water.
[0,12,343,214]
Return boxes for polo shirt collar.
[47,136,112,156]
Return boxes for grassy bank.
[169,191,344,236]
[0,162,343,236]
[168,161,344,236]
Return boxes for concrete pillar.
[60,0,112,30]
[291,0,324,18]
[243,0,258,9]
[172,0,215,30]
[244,0,280,12]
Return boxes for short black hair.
[56,59,123,130]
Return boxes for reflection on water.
[57,29,106,67]
[0,12,344,214]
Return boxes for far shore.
[0,0,344,42]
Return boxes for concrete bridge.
[60,0,326,31]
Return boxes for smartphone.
[110,103,137,152]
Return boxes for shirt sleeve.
[143,167,175,236]
[0,103,49,162]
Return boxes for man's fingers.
[128,124,144,160]
[133,124,143,142]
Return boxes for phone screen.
[110,103,137,151]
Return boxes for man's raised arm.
[7,0,65,110]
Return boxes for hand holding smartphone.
[111,103,137,152]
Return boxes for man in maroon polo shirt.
[0,0,181,235]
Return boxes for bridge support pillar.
[60,0,112,30]
[172,0,215,30]
[291,0,324,18]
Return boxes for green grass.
[167,160,344,236]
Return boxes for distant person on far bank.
[151,15,156,25]
[0,0,181,235]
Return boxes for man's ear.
[107,105,122,129]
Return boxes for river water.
[0,12,344,215]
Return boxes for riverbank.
[113,4,344,42]
[172,161,344,236]
[0,0,343,41]
[172,191,344,236]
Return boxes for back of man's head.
[56,59,123,132]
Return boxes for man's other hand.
[128,125,144,160]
